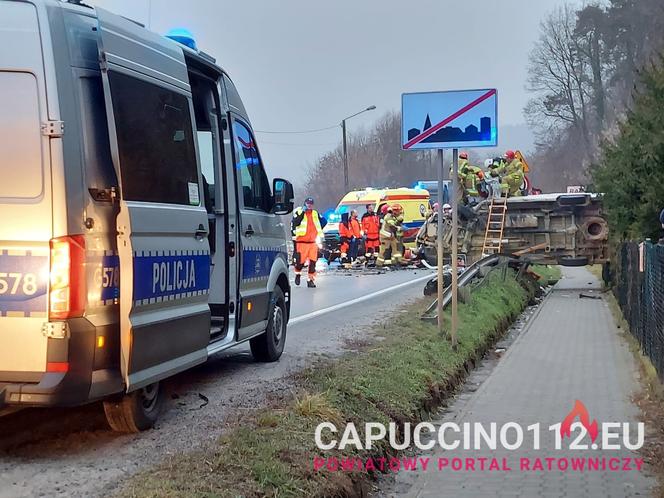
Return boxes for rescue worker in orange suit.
[349,210,362,262]
[338,212,351,263]
[361,204,380,262]
[291,197,324,288]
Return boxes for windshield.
[327,202,374,223]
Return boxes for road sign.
[402,89,498,150]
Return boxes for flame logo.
[560,400,599,442]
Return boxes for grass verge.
[530,264,562,285]
[120,269,534,498]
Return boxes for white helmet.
[443,203,452,212]
[484,158,493,169]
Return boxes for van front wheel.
[250,287,287,362]
[103,382,163,433]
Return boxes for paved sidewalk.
[386,267,655,497]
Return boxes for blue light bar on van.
[165,28,198,50]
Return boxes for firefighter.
[361,204,380,262]
[376,205,398,267]
[392,204,407,265]
[497,150,525,197]
[451,152,483,204]
[291,197,324,288]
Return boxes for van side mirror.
[272,178,294,215]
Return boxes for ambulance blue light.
[165,28,198,50]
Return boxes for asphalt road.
[0,266,434,498]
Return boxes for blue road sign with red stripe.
[402,89,498,150]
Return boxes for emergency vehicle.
[0,0,294,431]
[322,187,430,263]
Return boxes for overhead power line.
[260,140,340,147]
[254,124,340,134]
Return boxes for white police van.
[0,0,294,431]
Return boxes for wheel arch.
[267,255,291,320]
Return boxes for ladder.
[482,197,508,256]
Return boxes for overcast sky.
[88,0,575,180]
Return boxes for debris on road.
[579,293,602,300]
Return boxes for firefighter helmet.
[459,151,469,160]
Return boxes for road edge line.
[289,272,435,325]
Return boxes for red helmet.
[380,204,390,215]
[391,203,403,215]
[459,151,469,160]
[504,150,516,161]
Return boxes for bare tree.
[304,112,437,211]
[525,5,595,159]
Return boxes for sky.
[88,0,575,181]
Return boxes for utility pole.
[342,119,349,191]
[341,105,376,192]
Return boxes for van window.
[0,72,42,199]
[197,131,215,211]
[233,120,271,212]
[108,72,200,205]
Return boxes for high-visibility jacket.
[339,221,351,240]
[350,218,362,238]
[361,212,380,240]
[292,207,323,242]
[380,213,398,239]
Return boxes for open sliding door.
[95,8,211,391]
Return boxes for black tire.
[250,286,287,362]
[559,256,588,267]
[103,382,163,433]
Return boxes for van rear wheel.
[250,287,287,362]
[103,382,163,433]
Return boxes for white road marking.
[289,272,435,325]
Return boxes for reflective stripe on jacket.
[293,208,323,241]
[361,213,380,240]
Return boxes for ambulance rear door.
[95,8,211,391]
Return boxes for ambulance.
[0,0,294,431]
[322,187,430,262]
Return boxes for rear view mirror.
[272,178,294,215]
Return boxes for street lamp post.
[342,105,376,191]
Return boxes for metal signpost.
[402,89,498,347]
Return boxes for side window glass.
[108,71,200,205]
[233,120,271,212]
[196,131,215,212]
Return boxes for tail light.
[49,235,86,320]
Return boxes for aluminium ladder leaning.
[481,197,508,256]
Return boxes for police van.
[0,0,294,431]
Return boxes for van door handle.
[245,224,255,237]
[195,224,208,240]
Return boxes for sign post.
[451,149,459,348]
[402,89,498,347]
[436,149,444,336]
